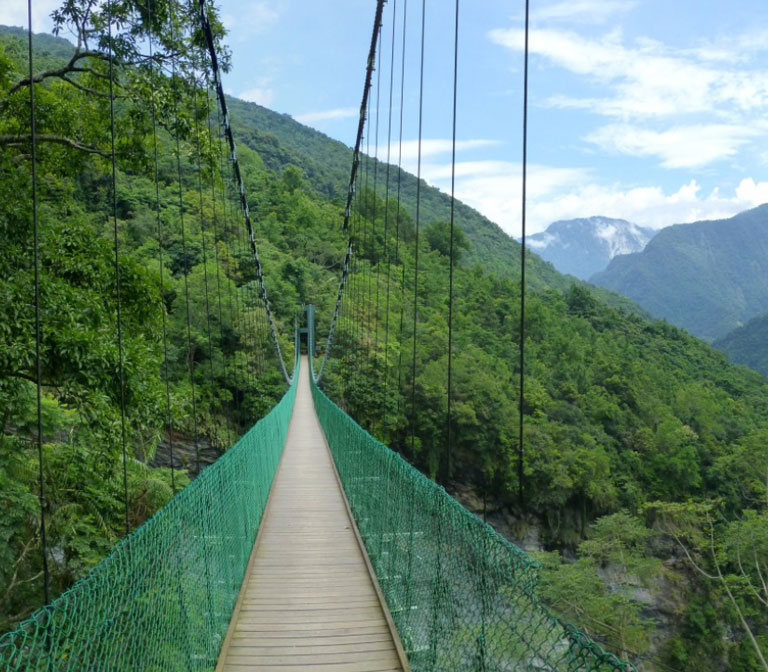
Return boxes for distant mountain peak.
[525,216,656,280]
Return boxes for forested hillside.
[226,97,647,316]
[1,18,767,672]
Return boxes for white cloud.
[385,139,500,167]
[0,0,59,33]
[490,27,768,120]
[489,24,768,171]
[294,107,358,125]
[528,232,556,249]
[686,29,768,64]
[222,1,280,37]
[406,148,768,237]
[530,178,768,237]
[450,163,585,235]
[240,86,275,107]
[533,0,637,24]
[413,158,586,236]
[586,123,763,169]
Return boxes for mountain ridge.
[591,203,768,342]
[527,216,656,279]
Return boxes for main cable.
[198,0,292,385]
[315,0,387,383]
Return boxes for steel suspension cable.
[223,137,258,390]
[215,114,247,427]
[382,0,399,395]
[344,171,363,397]
[146,3,177,492]
[315,0,387,383]
[198,0,292,385]
[106,0,130,533]
[192,80,220,452]
[519,0,530,506]
[27,0,50,604]
[361,93,372,389]
[240,204,265,378]
[371,25,384,364]
[205,80,235,447]
[215,111,254,413]
[353,152,365,394]
[445,0,460,484]
[170,42,202,475]
[409,0,427,456]
[395,0,409,415]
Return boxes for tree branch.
[0,134,109,157]
[69,66,109,80]
[709,518,768,672]
[1,370,56,388]
[753,549,768,606]
[560,597,622,637]
[59,75,111,98]
[4,537,42,601]
[734,545,768,608]
[670,531,717,580]
[7,50,108,97]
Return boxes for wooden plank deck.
[216,356,406,672]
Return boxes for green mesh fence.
[310,377,639,672]
[0,363,298,672]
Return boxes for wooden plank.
[231,641,395,656]
[239,601,382,610]
[225,649,399,665]
[229,625,391,639]
[228,634,394,647]
[222,663,401,672]
[216,357,406,672]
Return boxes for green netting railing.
[310,376,639,672]
[0,362,298,672]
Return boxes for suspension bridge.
[0,0,640,670]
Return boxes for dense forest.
[1,6,767,672]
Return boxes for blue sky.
[7,0,768,236]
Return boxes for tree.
[425,219,469,264]
[537,512,660,660]
[650,501,768,671]
[0,0,229,165]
